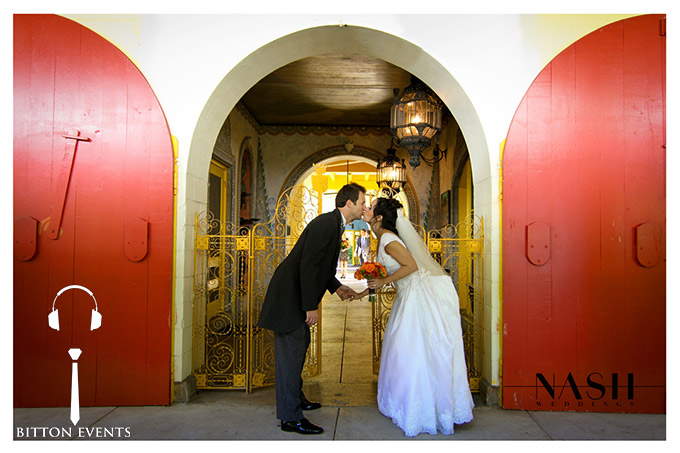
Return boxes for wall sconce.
[390,75,445,169]
[376,140,406,197]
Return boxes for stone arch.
[187,25,490,219]
[181,24,493,395]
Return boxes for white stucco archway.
[188,25,490,192]
[178,24,497,394]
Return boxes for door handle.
[47,129,91,240]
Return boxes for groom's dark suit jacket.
[257,209,344,333]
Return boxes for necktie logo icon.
[48,285,102,425]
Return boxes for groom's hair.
[335,183,366,208]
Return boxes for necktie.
[68,348,82,425]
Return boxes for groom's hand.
[305,309,319,326]
[335,285,358,301]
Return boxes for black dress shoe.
[281,418,324,435]
[300,399,322,410]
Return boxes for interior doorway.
[294,156,382,405]
[260,150,483,404]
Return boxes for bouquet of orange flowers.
[354,262,387,302]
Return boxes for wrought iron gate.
[193,186,321,390]
[372,215,484,392]
[194,187,483,393]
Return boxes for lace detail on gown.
[376,232,474,437]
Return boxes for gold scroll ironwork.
[193,185,321,391]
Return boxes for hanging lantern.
[390,75,443,169]
[376,143,406,197]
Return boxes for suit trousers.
[274,322,310,421]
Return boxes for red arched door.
[13,14,174,407]
[502,15,665,413]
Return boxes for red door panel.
[13,14,174,407]
[502,15,665,413]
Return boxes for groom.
[257,182,366,435]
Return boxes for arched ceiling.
[241,54,441,127]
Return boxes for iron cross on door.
[47,129,91,240]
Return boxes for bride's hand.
[367,278,386,290]
[351,289,369,301]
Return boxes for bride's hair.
[374,198,403,235]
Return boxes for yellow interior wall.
[457,159,472,232]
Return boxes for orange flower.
[354,262,387,280]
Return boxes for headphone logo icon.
[48,285,102,331]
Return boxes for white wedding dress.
[376,232,474,437]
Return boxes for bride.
[353,197,474,437]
